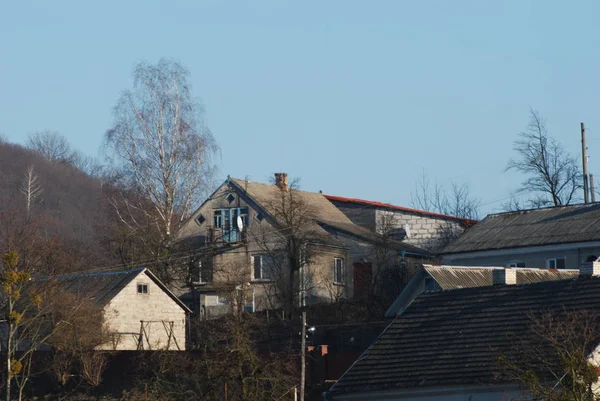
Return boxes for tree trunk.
[6,322,13,401]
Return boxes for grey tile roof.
[33,268,192,313]
[443,203,600,254]
[330,275,600,396]
[425,265,578,289]
[315,219,428,256]
[229,178,429,254]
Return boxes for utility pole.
[300,244,307,401]
[582,122,590,203]
[591,174,596,203]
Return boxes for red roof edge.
[324,194,477,226]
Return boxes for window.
[213,207,249,243]
[333,258,345,285]
[226,193,236,204]
[506,261,526,268]
[424,277,437,291]
[255,212,264,223]
[197,214,205,225]
[253,254,274,281]
[547,258,566,269]
[191,259,213,284]
[137,284,148,294]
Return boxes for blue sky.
[2,0,600,215]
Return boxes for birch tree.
[104,59,217,283]
[19,165,42,213]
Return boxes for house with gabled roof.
[384,264,578,318]
[176,174,430,317]
[35,268,191,350]
[442,203,600,269]
[327,262,600,401]
[325,195,476,252]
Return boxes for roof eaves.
[324,194,477,225]
[142,268,193,314]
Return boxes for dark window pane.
[254,256,262,280]
[556,258,566,269]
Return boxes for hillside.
[0,141,115,272]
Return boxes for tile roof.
[315,219,428,256]
[425,265,578,289]
[33,268,192,313]
[324,194,477,225]
[229,178,428,254]
[443,203,600,254]
[330,275,600,396]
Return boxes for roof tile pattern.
[330,276,600,395]
[443,203,600,253]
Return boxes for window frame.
[506,261,526,268]
[333,258,345,285]
[546,257,567,269]
[192,260,213,284]
[252,254,273,281]
[137,283,149,294]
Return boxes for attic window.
[197,214,206,225]
[137,284,148,294]
[255,212,264,223]
[226,193,235,204]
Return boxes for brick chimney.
[274,173,289,191]
[579,261,600,277]
[493,268,517,285]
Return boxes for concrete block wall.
[102,271,187,351]
[376,210,464,251]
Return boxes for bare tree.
[248,178,331,318]
[497,310,600,401]
[19,165,43,213]
[410,171,480,220]
[26,131,75,164]
[103,59,217,283]
[506,109,582,208]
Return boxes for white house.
[39,268,191,350]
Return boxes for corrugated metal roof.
[443,203,600,254]
[424,265,578,289]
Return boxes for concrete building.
[325,195,476,252]
[37,268,191,350]
[176,174,429,317]
[442,203,600,269]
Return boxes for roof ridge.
[34,267,144,281]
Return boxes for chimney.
[274,173,289,191]
[579,261,600,277]
[493,268,517,285]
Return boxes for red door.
[353,263,372,299]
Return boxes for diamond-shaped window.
[226,193,235,204]
[197,214,205,225]
[255,212,264,223]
